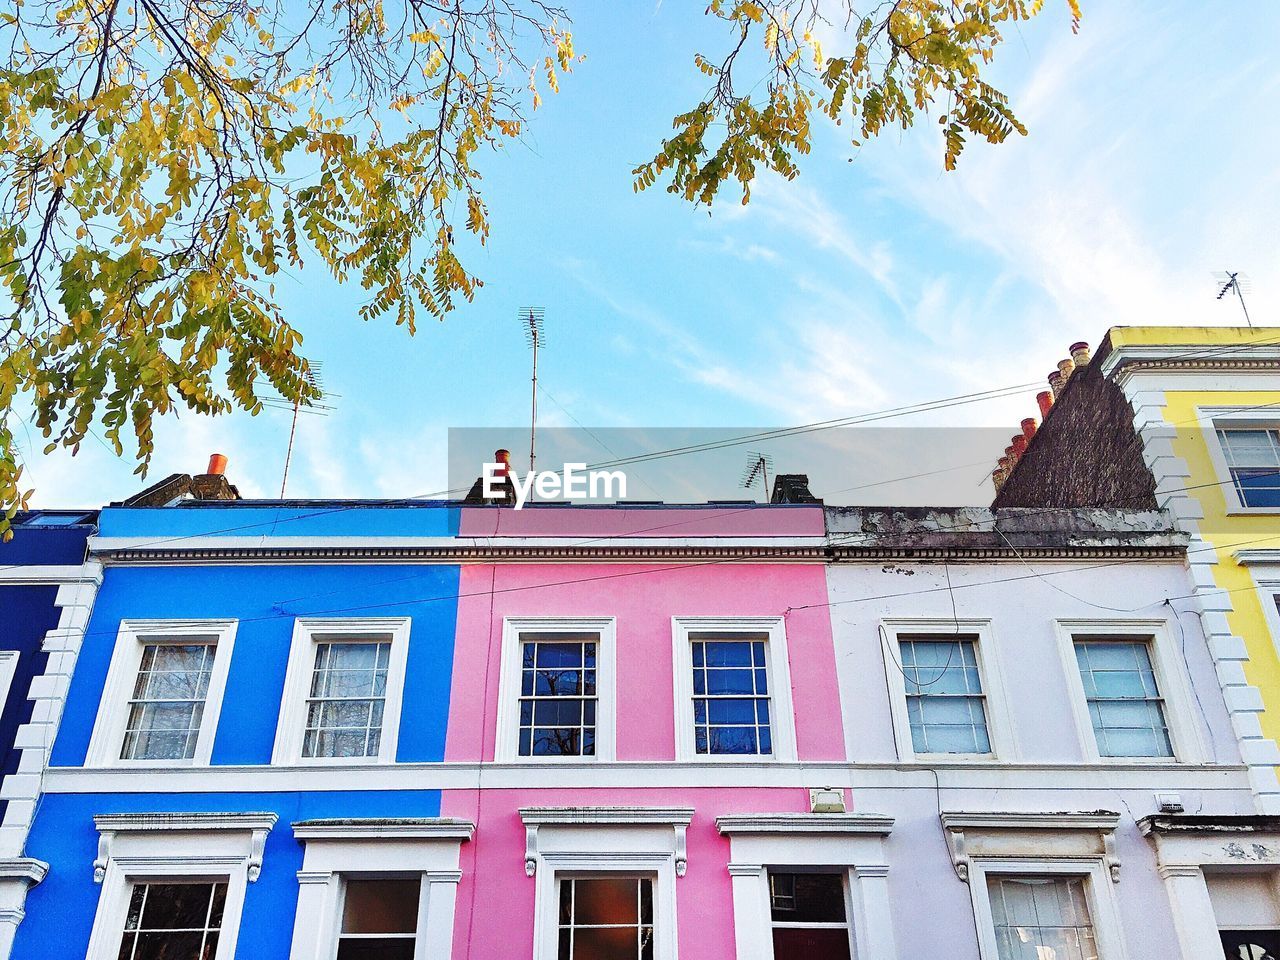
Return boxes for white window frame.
[1054,618,1205,764]
[289,819,473,960]
[521,807,688,960]
[0,651,19,717]
[717,813,897,960]
[671,617,797,763]
[881,619,1015,763]
[84,812,275,960]
[495,618,617,763]
[272,617,412,766]
[86,619,238,767]
[967,858,1126,960]
[1201,407,1280,514]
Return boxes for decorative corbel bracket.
[944,825,970,882]
[674,821,688,878]
[524,823,539,877]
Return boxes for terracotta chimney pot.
[206,454,227,476]
[1021,418,1037,441]
[1036,391,1053,418]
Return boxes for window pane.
[1220,429,1280,466]
[304,640,390,759]
[572,878,640,925]
[121,642,215,761]
[342,879,419,934]
[691,635,773,756]
[769,873,846,923]
[560,879,652,960]
[1075,639,1172,758]
[518,636,599,758]
[119,882,225,960]
[900,638,990,755]
[336,941,416,960]
[986,877,1095,960]
[1234,468,1280,508]
[771,928,852,960]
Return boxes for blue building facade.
[11,502,463,960]
[0,511,100,956]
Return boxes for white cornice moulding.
[0,859,47,885]
[519,806,694,879]
[0,564,102,586]
[1234,550,1280,566]
[92,812,277,883]
[1101,343,1280,380]
[291,818,475,842]
[939,811,1121,884]
[716,813,894,836]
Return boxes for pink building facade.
[432,502,1256,960]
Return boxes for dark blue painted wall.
[0,515,94,823]
[52,563,463,766]
[12,790,444,960]
[0,587,60,823]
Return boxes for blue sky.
[19,2,1280,507]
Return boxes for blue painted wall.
[12,790,444,960]
[52,563,463,766]
[98,503,460,539]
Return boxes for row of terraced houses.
[3,326,1280,960]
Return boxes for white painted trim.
[0,654,19,726]
[879,619,1016,763]
[671,617,797,763]
[36,758,1252,794]
[291,820,474,842]
[968,858,1128,960]
[287,818,472,960]
[1236,550,1280,566]
[271,617,411,766]
[717,812,896,960]
[85,812,276,960]
[0,566,101,586]
[940,811,1121,883]
[494,618,617,763]
[85,619,238,768]
[1053,618,1206,765]
[519,808,685,960]
[717,813,893,836]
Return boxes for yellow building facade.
[1102,326,1280,811]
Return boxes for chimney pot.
[1048,371,1065,398]
[206,453,227,476]
[1070,341,1091,367]
[1036,390,1053,418]
[494,448,511,478]
[1057,357,1075,382]
[1021,418,1037,441]
[1012,435,1028,458]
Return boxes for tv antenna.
[741,451,773,501]
[1214,271,1253,327]
[520,307,546,482]
[262,362,337,498]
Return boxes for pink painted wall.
[443,562,844,763]
[459,505,825,538]
[442,787,811,960]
